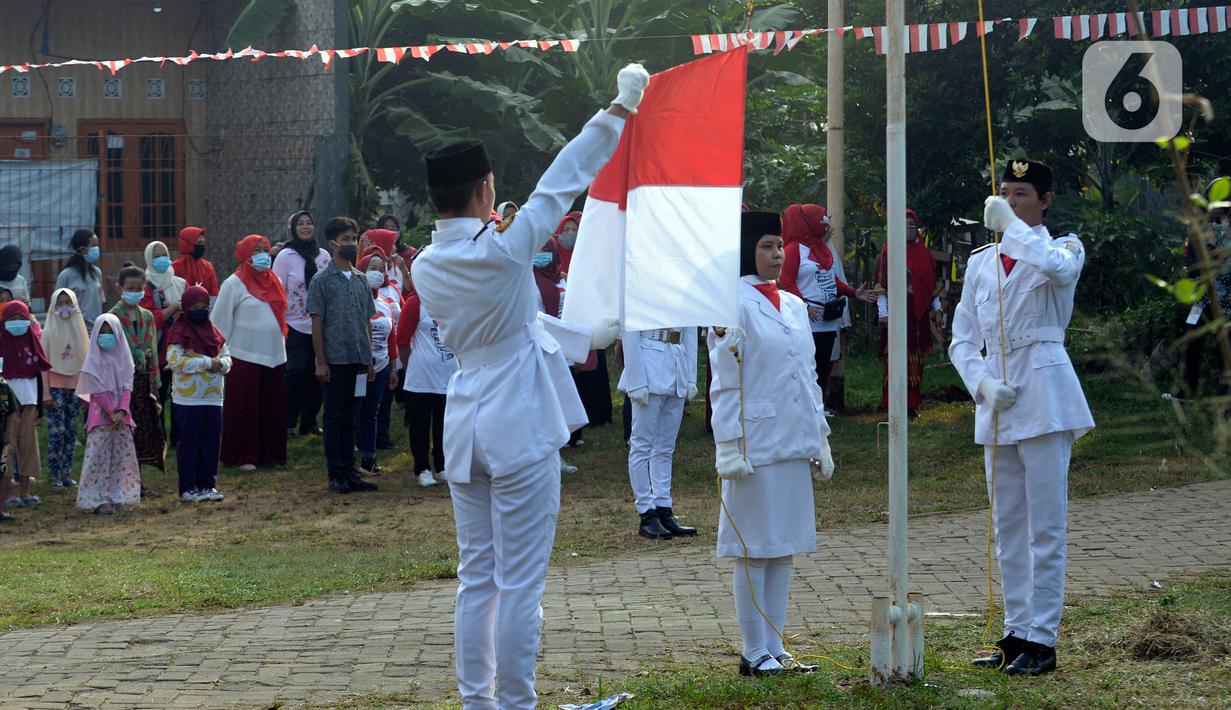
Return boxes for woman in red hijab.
[360,228,412,297]
[213,235,289,469]
[874,209,939,416]
[1,300,51,512]
[171,227,220,297]
[553,211,582,274]
[779,203,874,404]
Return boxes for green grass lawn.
[0,353,1224,631]
[310,570,1231,709]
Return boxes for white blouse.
[212,274,288,368]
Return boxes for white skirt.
[716,458,817,559]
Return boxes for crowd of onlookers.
[0,208,477,522]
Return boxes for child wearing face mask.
[75,314,140,514]
[166,286,231,502]
[110,264,166,471]
[40,289,91,487]
[354,249,399,475]
[141,240,187,445]
[1,301,51,509]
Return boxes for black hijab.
[0,245,22,282]
[286,210,321,284]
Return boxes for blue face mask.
[97,333,118,351]
[532,253,552,269]
[86,246,101,263]
[121,291,143,306]
[4,320,29,337]
[152,255,172,273]
[251,253,272,271]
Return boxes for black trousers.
[376,371,396,448]
[812,331,838,404]
[322,363,364,479]
[405,391,446,474]
[285,329,323,433]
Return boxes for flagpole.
[826,0,845,257]
[871,0,923,686]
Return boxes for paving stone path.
[2,479,1228,709]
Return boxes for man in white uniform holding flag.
[411,65,648,710]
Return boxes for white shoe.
[417,470,438,487]
[180,490,201,502]
[560,459,579,474]
[237,464,256,471]
[201,488,224,502]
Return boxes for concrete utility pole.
[869,0,925,686]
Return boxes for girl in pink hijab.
[74,313,141,515]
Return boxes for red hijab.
[0,301,50,379]
[235,235,288,336]
[533,238,563,316]
[363,229,398,259]
[164,285,223,357]
[782,204,832,269]
[175,226,214,286]
[358,248,388,292]
[553,212,581,273]
[875,209,937,321]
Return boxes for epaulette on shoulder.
[495,213,515,233]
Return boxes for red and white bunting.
[1018,17,1037,40]
[375,47,407,64]
[950,22,969,45]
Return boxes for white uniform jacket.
[617,327,699,398]
[411,110,624,483]
[709,277,830,466]
[949,220,1095,446]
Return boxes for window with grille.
[79,121,185,252]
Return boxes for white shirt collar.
[432,218,488,244]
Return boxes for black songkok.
[425,140,492,189]
[1001,159,1053,197]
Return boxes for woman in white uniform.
[709,211,835,677]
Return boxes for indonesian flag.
[563,48,748,332]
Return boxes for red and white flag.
[563,48,748,332]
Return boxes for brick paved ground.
[2,479,1227,709]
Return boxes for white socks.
[763,556,793,659]
[734,556,794,669]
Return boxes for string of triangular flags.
[0,38,582,75]
[0,6,1226,75]
[694,6,1231,56]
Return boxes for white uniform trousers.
[985,430,1072,647]
[450,450,561,710]
[628,393,686,514]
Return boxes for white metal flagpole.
[871,0,924,685]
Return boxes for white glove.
[715,440,754,481]
[811,435,835,482]
[613,63,650,114]
[687,383,699,400]
[626,386,649,407]
[983,196,1018,233]
[978,376,1019,412]
[711,325,747,350]
[589,318,620,351]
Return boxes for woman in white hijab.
[141,240,186,439]
[40,288,90,487]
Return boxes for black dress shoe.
[1005,642,1056,676]
[972,631,1026,670]
[638,510,672,540]
[656,506,697,536]
[346,474,378,492]
[739,654,785,677]
[328,477,352,494]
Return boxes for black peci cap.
[425,139,493,189]
[1001,159,1053,197]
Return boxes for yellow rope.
[975,0,1011,665]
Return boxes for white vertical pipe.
[826,0,845,257]
[884,0,912,679]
